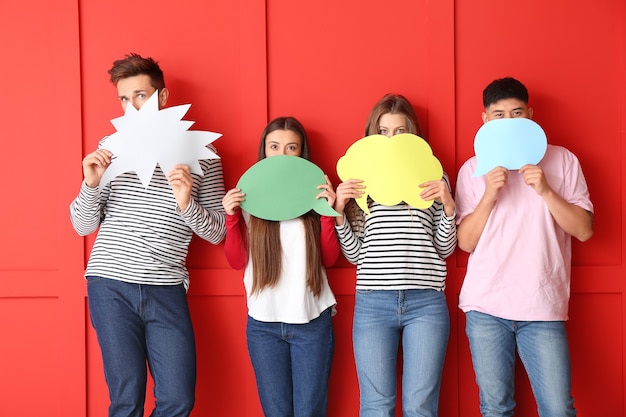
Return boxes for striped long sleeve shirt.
[336,176,457,291]
[70,155,226,289]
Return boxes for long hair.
[345,94,423,229]
[249,117,324,297]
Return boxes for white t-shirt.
[243,216,337,324]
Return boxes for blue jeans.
[87,277,196,417]
[465,311,576,417]
[246,308,334,417]
[353,289,450,417]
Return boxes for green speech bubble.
[236,155,339,221]
[336,133,443,213]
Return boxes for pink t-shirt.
[455,145,593,321]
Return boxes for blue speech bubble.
[473,118,547,177]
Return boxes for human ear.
[159,88,169,108]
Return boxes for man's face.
[482,98,533,123]
[116,74,167,110]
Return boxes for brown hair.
[346,94,423,229]
[107,53,165,91]
[256,116,312,160]
[363,93,423,138]
[248,117,324,297]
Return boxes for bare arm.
[520,164,593,242]
[457,167,508,252]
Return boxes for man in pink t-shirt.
[455,77,594,417]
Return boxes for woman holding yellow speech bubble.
[221,117,340,417]
[335,94,457,417]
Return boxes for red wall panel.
[0,0,623,416]
[76,1,268,415]
[0,0,85,416]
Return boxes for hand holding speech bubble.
[99,91,220,188]
[236,155,339,221]
[473,118,547,177]
[336,134,443,214]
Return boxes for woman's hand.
[316,175,337,208]
[419,179,455,217]
[222,188,246,215]
[335,178,365,215]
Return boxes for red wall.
[0,1,624,416]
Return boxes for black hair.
[482,77,528,108]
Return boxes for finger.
[173,164,191,172]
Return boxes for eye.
[137,93,146,99]
[379,128,388,135]
[120,97,128,102]
[269,144,278,150]
[394,128,406,135]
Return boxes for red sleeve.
[224,211,249,270]
[320,215,341,267]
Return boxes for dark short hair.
[108,53,165,91]
[257,117,311,161]
[483,77,528,108]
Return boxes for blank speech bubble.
[336,134,443,214]
[473,118,547,177]
[236,155,339,221]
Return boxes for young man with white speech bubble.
[70,53,226,417]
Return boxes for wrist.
[85,178,99,188]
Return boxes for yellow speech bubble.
[336,134,443,213]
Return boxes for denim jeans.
[246,308,334,417]
[353,289,450,417]
[465,311,576,417]
[87,276,196,417]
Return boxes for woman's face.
[264,129,303,157]
[378,113,409,137]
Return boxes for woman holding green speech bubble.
[222,116,340,417]
[334,94,457,417]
